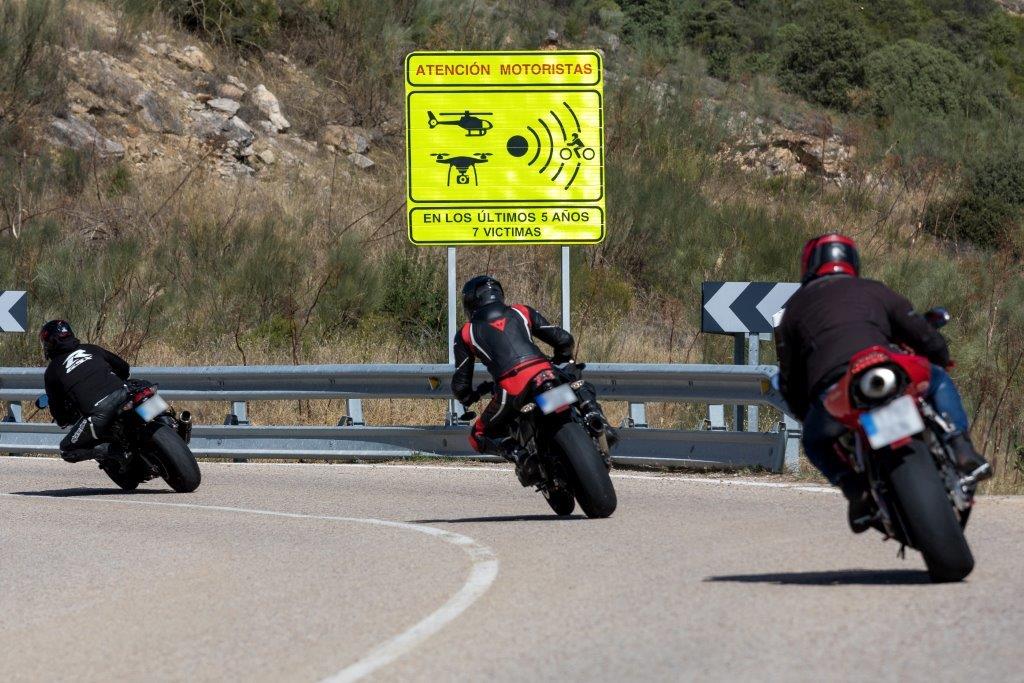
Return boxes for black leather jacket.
[44,340,130,427]
[452,303,574,403]
[775,275,949,421]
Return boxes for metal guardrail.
[0,363,799,472]
[0,423,790,471]
[0,362,786,407]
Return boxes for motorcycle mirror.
[34,395,48,409]
[924,307,951,329]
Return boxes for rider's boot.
[61,443,108,463]
[837,471,874,534]
[948,433,992,481]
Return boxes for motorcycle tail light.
[132,386,155,405]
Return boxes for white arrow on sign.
[0,290,27,332]
[756,283,800,328]
[703,282,748,333]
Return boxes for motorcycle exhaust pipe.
[177,410,193,444]
[584,412,611,457]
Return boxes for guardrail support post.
[346,398,364,426]
[628,403,647,428]
[783,414,802,473]
[707,405,726,430]
[226,401,249,426]
[4,402,22,423]
[226,401,250,463]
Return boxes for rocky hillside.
[43,2,861,192]
[48,5,381,181]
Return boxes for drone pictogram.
[431,152,493,186]
[427,111,494,137]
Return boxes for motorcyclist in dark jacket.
[40,320,131,462]
[775,235,991,531]
[452,275,577,460]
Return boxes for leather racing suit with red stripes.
[452,302,575,452]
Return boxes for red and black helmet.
[39,320,77,359]
[800,234,860,283]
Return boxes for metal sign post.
[702,281,799,432]
[561,246,571,332]
[447,246,461,423]
[732,334,745,431]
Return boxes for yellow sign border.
[405,50,605,246]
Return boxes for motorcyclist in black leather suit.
[40,320,130,462]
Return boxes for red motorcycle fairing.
[498,358,554,396]
[823,345,933,430]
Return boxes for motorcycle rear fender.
[824,345,933,427]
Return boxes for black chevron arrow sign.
[0,291,27,333]
[701,282,799,335]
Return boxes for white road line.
[0,493,499,682]
[190,460,840,494]
[5,456,839,493]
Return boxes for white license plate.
[535,384,578,415]
[859,395,924,449]
[134,393,170,422]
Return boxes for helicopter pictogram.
[431,152,492,186]
[427,111,494,137]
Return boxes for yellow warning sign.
[405,51,605,245]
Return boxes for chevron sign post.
[701,282,799,335]
[0,291,27,333]
[701,281,799,436]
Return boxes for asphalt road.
[1,457,1022,682]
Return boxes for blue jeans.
[802,365,969,485]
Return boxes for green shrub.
[164,0,281,49]
[864,39,969,116]
[680,0,742,79]
[0,0,66,145]
[775,12,869,111]
[925,147,1024,247]
[379,251,445,342]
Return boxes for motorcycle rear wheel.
[543,487,576,516]
[150,425,202,493]
[555,421,616,518]
[886,439,974,582]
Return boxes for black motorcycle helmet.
[39,320,78,360]
[461,275,505,317]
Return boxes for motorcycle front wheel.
[150,424,202,493]
[554,420,616,518]
[886,438,973,582]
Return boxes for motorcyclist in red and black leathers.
[40,320,131,463]
[775,235,991,531]
[452,275,579,465]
